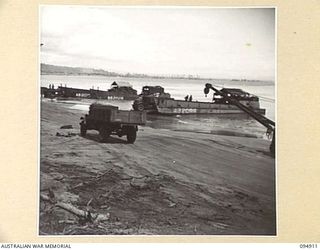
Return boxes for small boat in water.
[132,85,266,115]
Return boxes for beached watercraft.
[41,81,138,100]
[132,85,266,115]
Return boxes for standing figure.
[189,95,193,102]
[184,95,189,101]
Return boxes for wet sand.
[39,100,276,235]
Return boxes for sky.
[40,6,275,80]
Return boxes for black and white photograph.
[39,6,276,235]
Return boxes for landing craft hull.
[156,107,266,115]
[154,99,266,115]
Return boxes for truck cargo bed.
[87,104,146,125]
[110,110,146,125]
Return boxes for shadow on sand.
[83,133,130,144]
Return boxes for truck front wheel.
[137,103,144,111]
[126,126,137,144]
[80,123,87,137]
[99,126,111,142]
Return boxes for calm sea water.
[41,74,275,139]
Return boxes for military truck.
[80,104,146,143]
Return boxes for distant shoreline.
[40,72,215,81]
[40,63,274,84]
[41,73,275,86]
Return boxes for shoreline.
[42,98,270,139]
[39,100,276,235]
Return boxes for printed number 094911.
[300,244,318,248]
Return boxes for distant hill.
[40,64,120,76]
[40,63,203,80]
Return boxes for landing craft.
[132,85,266,115]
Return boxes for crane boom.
[204,83,275,156]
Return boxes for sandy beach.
[39,100,276,235]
